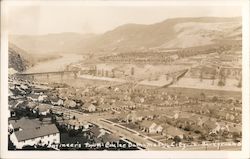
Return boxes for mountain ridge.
[9,16,241,55]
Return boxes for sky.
[7,4,242,35]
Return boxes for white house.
[64,100,77,108]
[174,112,179,119]
[140,121,163,134]
[27,94,40,102]
[83,103,96,112]
[209,122,230,134]
[65,119,90,130]
[9,118,60,149]
[35,104,52,116]
[38,95,47,102]
[51,99,64,106]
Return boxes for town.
[8,43,242,150]
[7,14,242,151]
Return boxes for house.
[8,108,16,118]
[64,100,77,108]
[95,133,120,144]
[208,122,230,134]
[162,125,185,139]
[35,104,52,116]
[8,89,14,96]
[134,96,142,103]
[210,122,221,134]
[9,118,60,149]
[197,117,205,127]
[89,126,120,144]
[174,112,179,119]
[97,104,112,112]
[55,116,64,125]
[126,113,137,123]
[114,87,120,92]
[65,119,90,130]
[27,94,40,102]
[155,125,163,134]
[98,97,105,105]
[27,102,38,112]
[38,94,48,102]
[9,95,25,100]
[20,84,29,90]
[8,100,23,108]
[83,103,96,113]
[50,96,64,106]
[126,111,143,123]
[89,126,106,139]
[16,100,29,110]
[139,121,163,134]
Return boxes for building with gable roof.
[9,118,60,149]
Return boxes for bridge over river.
[15,70,84,81]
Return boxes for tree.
[200,92,206,101]
[207,106,216,119]
[212,96,218,102]
[51,115,56,124]
[39,116,43,122]
[232,132,240,142]
[184,124,191,131]
[49,109,53,114]
[173,136,181,146]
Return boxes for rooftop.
[15,124,59,142]
[10,118,59,142]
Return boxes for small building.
[65,119,90,130]
[126,111,143,123]
[83,103,96,113]
[139,121,163,134]
[51,97,64,106]
[162,125,185,139]
[89,126,106,139]
[38,94,48,102]
[64,100,77,109]
[27,94,40,102]
[26,102,38,112]
[35,104,52,116]
[9,118,60,149]
[97,104,112,112]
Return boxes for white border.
[1,0,249,159]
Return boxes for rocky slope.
[8,43,34,72]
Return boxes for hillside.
[9,33,96,54]
[8,43,34,72]
[9,17,241,54]
[85,17,241,52]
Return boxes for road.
[52,106,166,150]
[51,106,241,151]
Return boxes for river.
[25,54,84,73]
